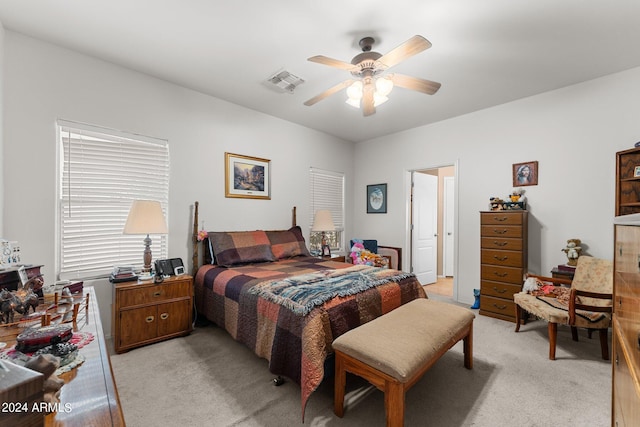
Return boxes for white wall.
[354,66,640,303]
[2,32,355,335]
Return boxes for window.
[57,120,169,280]
[309,167,345,254]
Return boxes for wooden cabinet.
[479,211,528,322]
[113,275,193,353]
[612,219,640,427]
[616,146,640,216]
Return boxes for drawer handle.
[153,291,162,297]
[492,229,507,234]
[493,272,508,277]
[492,216,508,222]
[492,287,507,294]
[493,255,508,261]
[493,241,507,247]
[492,303,507,310]
[160,313,169,320]
[145,316,155,323]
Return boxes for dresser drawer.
[481,237,523,251]
[481,265,524,284]
[480,295,516,318]
[481,249,523,268]
[481,280,522,299]
[481,212,523,226]
[118,279,192,309]
[481,225,523,238]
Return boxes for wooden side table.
[112,275,194,353]
[320,254,345,262]
[551,267,575,281]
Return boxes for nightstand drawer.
[118,279,192,308]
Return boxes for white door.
[412,172,438,285]
[443,176,455,276]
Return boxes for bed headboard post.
[292,206,296,227]
[192,201,199,276]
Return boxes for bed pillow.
[208,230,276,267]
[266,226,311,259]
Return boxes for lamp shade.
[311,210,335,232]
[123,200,168,235]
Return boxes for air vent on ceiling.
[265,69,305,94]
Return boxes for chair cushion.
[514,292,569,324]
[332,298,474,382]
[513,292,611,329]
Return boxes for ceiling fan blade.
[308,55,358,71]
[362,81,376,116]
[377,35,432,69]
[389,73,441,95]
[304,79,354,106]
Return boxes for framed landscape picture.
[367,183,387,213]
[225,152,271,199]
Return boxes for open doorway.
[409,165,456,298]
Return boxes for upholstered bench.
[333,298,475,427]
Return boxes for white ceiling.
[1,1,640,143]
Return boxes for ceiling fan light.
[345,98,361,108]
[346,81,363,100]
[373,94,389,107]
[375,77,394,96]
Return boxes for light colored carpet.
[110,295,611,426]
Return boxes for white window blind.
[309,167,345,252]
[58,120,169,280]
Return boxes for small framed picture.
[634,166,640,177]
[225,152,271,199]
[367,183,387,214]
[512,161,538,187]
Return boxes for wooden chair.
[513,256,613,360]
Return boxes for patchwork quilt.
[194,256,426,417]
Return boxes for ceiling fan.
[304,35,441,116]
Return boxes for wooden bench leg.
[548,322,557,360]
[514,304,522,331]
[463,322,473,370]
[385,380,405,427]
[334,351,346,418]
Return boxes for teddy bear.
[562,239,582,266]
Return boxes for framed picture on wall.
[225,152,271,199]
[512,161,538,187]
[367,183,387,213]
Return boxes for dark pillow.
[266,226,311,259]
[209,230,276,267]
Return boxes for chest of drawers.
[479,211,528,322]
[612,221,640,426]
[113,275,193,353]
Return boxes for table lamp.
[123,200,168,272]
[312,209,335,257]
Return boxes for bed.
[191,203,427,417]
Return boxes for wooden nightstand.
[113,275,193,353]
[320,254,345,262]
